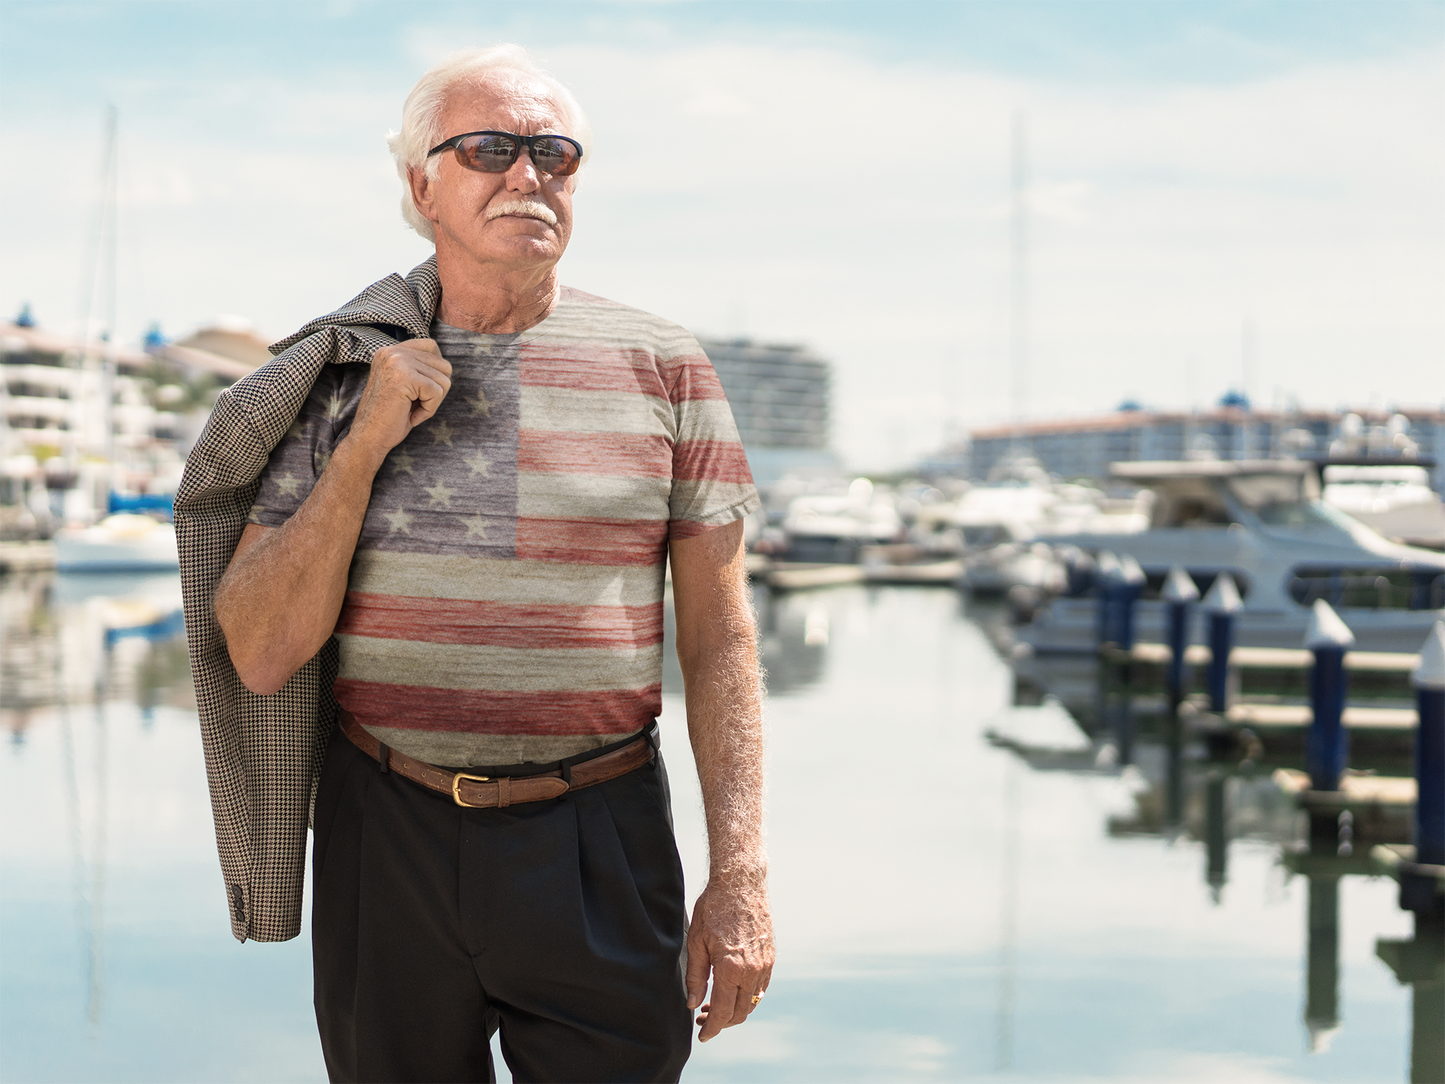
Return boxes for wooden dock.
[764,563,867,592]
[1228,703,1417,730]
[0,541,57,574]
[1274,767,1417,808]
[1112,641,1419,674]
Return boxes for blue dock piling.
[1115,555,1146,651]
[1412,621,1445,867]
[1202,572,1242,713]
[1058,545,1095,597]
[1162,566,1199,709]
[1306,600,1355,794]
[1094,551,1120,648]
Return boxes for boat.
[55,513,179,572]
[1321,461,1445,550]
[953,468,1146,599]
[780,478,903,563]
[1018,459,1445,654]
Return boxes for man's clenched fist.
[347,338,452,468]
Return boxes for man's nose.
[505,149,542,192]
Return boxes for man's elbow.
[227,643,293,697]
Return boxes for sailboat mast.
[100,106,119,471]
[76,106,119,474]
[1010,111,1030,458]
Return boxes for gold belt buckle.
[452,771,491,807]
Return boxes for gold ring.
[750,994,763,1006]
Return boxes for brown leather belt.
[338,711,656,809]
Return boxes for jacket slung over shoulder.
[176,258,441,943]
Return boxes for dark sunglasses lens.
[456,134,517,172]
[531,137,580,175]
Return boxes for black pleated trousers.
[311,727,692,1083]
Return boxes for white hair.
[386,44,592,242]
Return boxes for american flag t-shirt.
[248,287,758,766]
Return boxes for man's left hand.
[685,877,774,1042]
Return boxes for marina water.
[0,571,1417,1081]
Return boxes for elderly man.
[177,45,771,1082]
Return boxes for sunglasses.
[426,130,584,177]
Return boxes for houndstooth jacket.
[177,257,441,943]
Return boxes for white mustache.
[487,199,558,227]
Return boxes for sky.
[1,0,1442,470]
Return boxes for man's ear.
[408,166,439,224]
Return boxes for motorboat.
[1321,462,1445,550]
[781,478,903,563]
[955,472,1147,598]
[1019,459,1445,654]
[55,513,179,572]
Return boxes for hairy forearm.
[215,435,384,695]
[675,556,767,885]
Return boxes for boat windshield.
[1226,474,1349,530]
[1248,499,1349,529]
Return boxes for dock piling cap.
[1162,565,1200,604]
[1414,621,1445,690]
[1305,598,1356,650]
[1118,554,1146,586]
[1094,551,1120,583]
[1202,571,1243,614]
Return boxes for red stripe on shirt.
[518,430,674,477]
[334,682,661,735]
[515,517,668,565]
[337,594,663,649]
[520,347,669,399]
[672,439,753,483]
[660,355,728,402]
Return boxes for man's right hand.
[216,337,452,695]
[347,338,452,467]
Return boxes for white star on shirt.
[428,418,455,446]
[390,448,416,475]
[384,507,413,534]
[465,451,491,477]
[426,479,456,508]
[324,392,347,422]
[463,515,488,541]
[471,386,493,418]
[275,472,300,498]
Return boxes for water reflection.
[664,582,843,698]
[0,576,1425,1082]
[2,570,191,739]
[1001,634,1436,1078]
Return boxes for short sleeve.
[664,342,761,540]
[247,365,366,527]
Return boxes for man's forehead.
[444,71,569,132]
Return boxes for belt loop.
[378,742,390,774]
[559,760,572,802]
[645,723,659,755]
[497,776,511,808]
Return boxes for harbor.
[2,546,1440,1080]
[4,300,1445,1084]
[4,3,1445,1081]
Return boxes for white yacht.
[955,472,1147,596]
[55,513,178,572]
[781,478,903,563]
[1019,460,1445,654]
[1321,462,1445,550]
